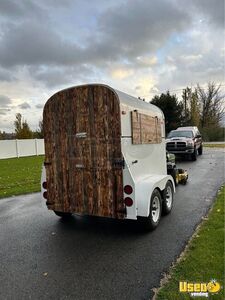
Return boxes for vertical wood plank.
[131,111,162,144]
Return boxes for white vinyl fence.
[0,139,44,159]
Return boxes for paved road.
[0,148,224,300]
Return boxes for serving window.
[131,111,162,144]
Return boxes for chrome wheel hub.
[151,196,160,222]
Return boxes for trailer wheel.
[54,211,72,219]
[138,189,162,231]
[162,181,174,215]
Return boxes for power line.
[144,84,225,97]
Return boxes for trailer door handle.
[75,132,87,138]
[132,160,138,164]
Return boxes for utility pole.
[184,89,187,125]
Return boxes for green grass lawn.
[156,186,224,300]
[204,143,225,148]
[0,156,44,198]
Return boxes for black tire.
[54,211,72,219]
[162,181,174,215]
[171,168,179,186]
[138,189,162,231]
[191,148,197,161]
[198,145,203,155]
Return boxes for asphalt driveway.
[0,148,224,300]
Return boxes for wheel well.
[167,179,174,191]
[160,180,174,202]
[154,187,162,197]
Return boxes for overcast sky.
[0,0,224,132]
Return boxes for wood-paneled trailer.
[41,84,175,230]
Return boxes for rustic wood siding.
[43,85,125,219]
[131,111,162,144]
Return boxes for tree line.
[0,82,224,141]
[151,82,224,141]
[0,113,43,140]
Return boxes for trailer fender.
[136,174,174,217]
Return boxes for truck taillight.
[124,185,133,195]
[42,181,47,189]
[124,197,133,207]
[43,191,48,199]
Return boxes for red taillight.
[42,181,47,189]
[124,185,133,195]
[124,197,133,207]
[43,191,48,199]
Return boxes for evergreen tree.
[151,91,183,134]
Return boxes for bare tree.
[196,82,224,128]
[14,113,33,139]
[14,113,22,136]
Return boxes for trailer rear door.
[43,85,125,218]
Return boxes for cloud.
[0,0,191,69]
[111,67,134,79]
[0,95,12,106]
[0,0,224,131]
[29,65,93,88]
[190,0,224,28]
[136,56,158,67]
[0,95,12,124]
[18,102,31,109]
[0,108,10,115]
[0,0,223,92]
[0,0,45,20]
[0,22,82,68]
[35,104,43,109]
[95,0,191,59]
[0,68,15,81]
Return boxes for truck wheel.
[162,181,174,215]
[171,168,179,186]
[54,211,72,219]
[198,145,203,155]
[138,189,162,231]
[191,149,197,161]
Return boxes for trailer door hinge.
[113,158,125,169]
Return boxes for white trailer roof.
[115,89,164,119]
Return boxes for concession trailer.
[41,84,175,230]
